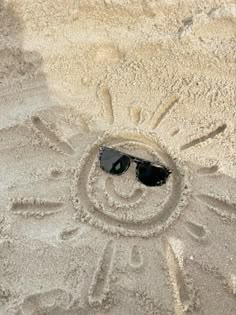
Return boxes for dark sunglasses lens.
[137,163,170,187]
[100,149,130,175]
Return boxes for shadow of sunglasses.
[99,146,172,187]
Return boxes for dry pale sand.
[0,0,236,314]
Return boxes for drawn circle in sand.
[72,129,190,237]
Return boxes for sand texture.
[0,0,236,314]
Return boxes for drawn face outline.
[72,128,190,237]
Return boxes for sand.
[0,0,236,314]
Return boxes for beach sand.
[0,0,235,314]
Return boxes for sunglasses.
[99,146,171,187]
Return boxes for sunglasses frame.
[99,146,172,182]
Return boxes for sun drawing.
[7,90,236,314]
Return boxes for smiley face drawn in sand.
[5,90,235,314]
[72,128,190,237]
